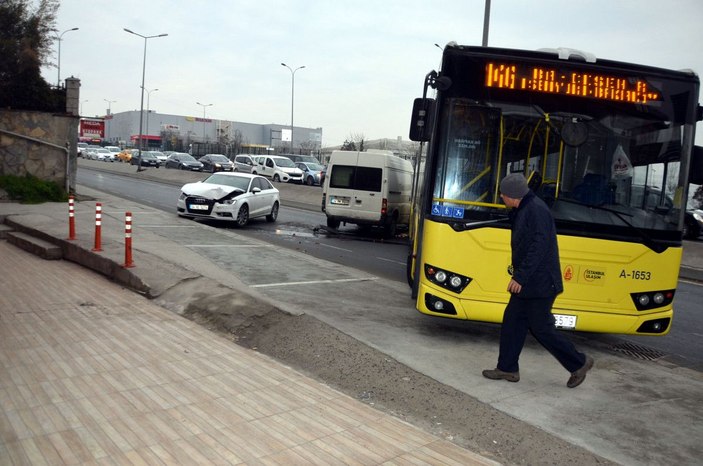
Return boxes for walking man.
[482,173,594,388]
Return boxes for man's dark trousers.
[497,295,586,374]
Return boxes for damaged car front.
[176,172,280,226]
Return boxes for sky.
[41,0,703,148]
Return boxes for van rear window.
[330,165,382,191]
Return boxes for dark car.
[165,152,204,171]
[130,151,161,167]
[199,154,234,172]
[684,209,703,240]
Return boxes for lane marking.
[251,277,378,288]
[185,244,269,248]
[319,243,353,252]
[140,224,200,228]
[375,256,405,266]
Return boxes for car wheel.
[266,202,279,222]
[684,218,701,239]
[273,174,281,182]
[326,217,340,229]
[235,204,249,227]
[306,176,314,186]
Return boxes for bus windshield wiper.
[556,198,668,253]
[450,216,510,232]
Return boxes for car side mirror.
[252,187,261,194]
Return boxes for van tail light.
[381,198,388,216]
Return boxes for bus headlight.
[424,264,471,293]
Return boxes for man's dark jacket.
[510,191,564,298]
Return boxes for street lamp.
[56,27,79,87]
[144,88,158,147]
[281,63,305,154]
[103,99,116,115]
[123,28,168,169]
[196,102,213,142]
[80,99,88,115]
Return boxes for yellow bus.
[407,45,702,335]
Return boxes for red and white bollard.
[123,211,135,268]
[91,202,103,252]
[67,195,76,240]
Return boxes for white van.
[322,150,414,237]
[257,155,304,183]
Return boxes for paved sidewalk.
[0,241,498,465]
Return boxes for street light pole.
[281,63,305,154]
[196,102,213,142]
[80,99,88,115]
[103,99,116,115]
[124,28,168,170]
[143,88,158,148]
[56,27,79,87]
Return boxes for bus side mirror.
[690,146,703,185]
[409,98,435,142]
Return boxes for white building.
[102,110,323,156]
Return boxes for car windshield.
[275,158,296,168]
[174,153,196,161]
[96,149,110,153]
[141,153,156,159]
[205,174,251,191]
[207,155,229,162]
[305,163,324,170]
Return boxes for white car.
[257,155,304,183]
[91,148,115,162]
[177,172,280,226]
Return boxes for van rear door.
[327,160,384,223]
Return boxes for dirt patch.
[182,305,614,466]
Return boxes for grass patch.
[0,174,68,203]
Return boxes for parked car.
[285,154,321,164]
[117,149,135,163]
[165,153,204,171]
[200,154,234,172]
[77,142,88,157]
[684,209,703,239]
[149,151,168,163]
[90,148,115,162]
[257,155,304,183]
[130,151,161,167]
[233,154,258,173]
[296,161,325,186]
[104,146,121,157]
[177,172,280,226]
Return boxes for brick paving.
[0,241,497,465]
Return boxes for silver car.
[233,154,258,174]
[296,161,324,185]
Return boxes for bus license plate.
[554,314,576,329]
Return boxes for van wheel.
[384,216,398,238]
[326,217,340,229]
[273,174,281,182]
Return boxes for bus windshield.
[429,49,699,243]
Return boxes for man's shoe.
[482,368,520,382]
[567,355,594,388]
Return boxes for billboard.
[80,119,105,140]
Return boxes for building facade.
[102,110,323,156]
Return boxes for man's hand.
[507,278,522,294]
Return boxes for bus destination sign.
[485,61,662,104]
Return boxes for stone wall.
[0,109,79,193]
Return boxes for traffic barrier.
[123,211,134,268]
[67,195,76,240]
[91,203,103,252]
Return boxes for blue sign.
[431,204,442,215]
[442,205,453,217]
[453,207,465,218]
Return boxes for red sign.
[80,119,105,139]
